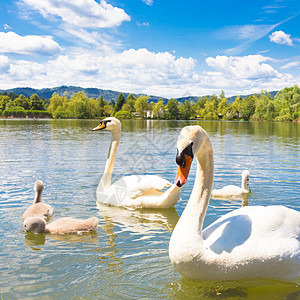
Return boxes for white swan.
[92,117,181,208]
[169,125,300,281]
[24,216,99,234]
[23,181,53,220]
[212,170,250,197]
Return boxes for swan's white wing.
[123,175,172,199]
[96,174,175,207]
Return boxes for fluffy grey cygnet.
[24,216,99,234]
[22,181,53,220]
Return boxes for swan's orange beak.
[93,122,105,131]
[175,155,193,187]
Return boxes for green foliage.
[125,93,136,112]
[180,100,194,119]
[26,110,52,118]
[0,95,11,112]
[135,96,149,118]
[53,106,68,119]
[166,98,180,120]
[30,94,44,110]
[3,107,26,117]
[1,85,299,121]
[217,98,228,117]
[114,93,126,114]
[114,111,132,119]
[240,96,256,120]
[2,107,51,118]
[13,94,30,110]
[153,99,166,119]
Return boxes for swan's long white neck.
[100,130,121,189]
[170,137,214,252]
[182,142,214,235]
[242,174,248,191]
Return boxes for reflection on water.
[212,194,250,207]
[97,202,179,233]
[0,119,299,299]
[24,231,99,248]
[169,277,300,299]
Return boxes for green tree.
[202,99,218,120]
[103,104,114,116]
[180,100,194,119]
[53,106,68,118]
[153,99,166,119]
[13,94,30,110]
[30,94,44,110]
[252,92,274,121]
[217,98,228,118]
[114,111,132,119]
[126,93,136,112]
[0,95,11,112]
[228,96,242,119]
[76,101,89,119]
[194,96,208,117]
[87,98,100,118]
[48,92,65,114]
[166,98,180,119]
[114,93,126,114]
[240,96,256,120]
[97,96,107,117]
[134,96,149,118]
[274,85,300,121]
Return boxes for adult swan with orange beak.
[93,117,181,209]
[169,125,300,281]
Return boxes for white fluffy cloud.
[269,30,293,46]
[0,55,10,72]
[0,31,61,55]
[0,50,298,98]
[205,55,280,79]
[21,0,130,28]
[0,48,197,96]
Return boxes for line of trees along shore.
[0,85,299,122]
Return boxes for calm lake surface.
[0,119,299,299]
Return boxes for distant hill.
[0,85,167,103]
[0,85,278,103]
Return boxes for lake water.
[0,119,299,299]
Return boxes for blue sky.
[0,0,299,97]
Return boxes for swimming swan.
[169,125,300,281]
[212,170,250,197]
[22,181,53,220]
[93,117,181,208]
[24,216,99,234]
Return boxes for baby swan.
[23,181,53,220]
[212,170,250,197]
[24,216,99,234]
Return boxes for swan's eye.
[104,120,112,127]
[176,143,194,166]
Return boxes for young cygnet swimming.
[212,170,250,197]
[24,216,99,234]
[22,181,53,220]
